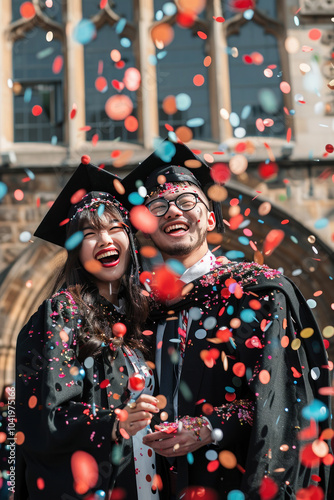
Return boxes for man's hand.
[142,425,212,457]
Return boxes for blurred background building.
[0,0,333,391]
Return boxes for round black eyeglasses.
[145,192,210,217]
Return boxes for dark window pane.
[13,27,64,143]
[84,24,138,142]
[12,0,63,23]
[228,22,285,138]
[156,24,211,140]
[82,0,134,22]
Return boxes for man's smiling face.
[145,182,216,264]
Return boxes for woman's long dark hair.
[52,202,149,361]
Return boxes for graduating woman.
[15,163,159,500]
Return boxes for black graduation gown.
[14,289,144,500]
[149,262,332,499]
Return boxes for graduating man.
[123,138,332,499]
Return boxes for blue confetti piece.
[163,2,177,16]
[241,105,252,120]
[225,250,245,260]
[51,135,58,145]
[155,140,176,162]
[258,219,264,224]
[73,19,96,45]
[128,192,144,206]
[307,299,317,309]
[228,490,245,500]
[24,87,32,103]
[97,204,105,217]
[187,452,194,464]
[186,117,205,128]
[166,258,185,275]
[229,112,240,128]
[148,54,157,65]
[0,182,8,201]
[115,18,127,34]
[157,50,167,60]
[36,47,54,59]
[314,218,329,229]
[155,9,164,21]
[290,235,298,244]
[120,37,131,48]
[225,386,235,393]
[64,231,84,250]
[176,93,192,111]
[240,309,256,323]
[302,399,329,422]
[227,305,234,315]
[238,236,250,246]
[243,9,254,20]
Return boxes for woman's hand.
[113,394,159,438]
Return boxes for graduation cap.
[122,137,224,232]
[34,162,129,248]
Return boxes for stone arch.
[0,240,66,389]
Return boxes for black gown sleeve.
[15,292,121,497]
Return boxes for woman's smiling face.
[78,206,130,295]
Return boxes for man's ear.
[207,211,216,232]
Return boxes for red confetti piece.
[139,270,153,285]
[256,118,265,132]
[20,2,35,18]
[36,197,41,208]
[207,460,219,472]
[243,54,253,64]
[216,328,232,342]
[232,362,246,377]
[151,265,183,301]
[286,127,292,143]
[71,451,99,494]
[210,163,231,184]
[228,214,244,231]
[81,155,91,165]
[245,336,263,349]
[100,0,108,7]
[176,11,195,28]
[213,16,225,22]
[296,485,324,500]
[95,76,108,92]
[280,81,291,94]
[197,31,207,39]
[300,444,321,468]
[14,189,24,201]
[112,79,125,92]
[32,105,42,116]
[165,123,174,131]
[129,205,158,234]
[119,428,130,440]
[111,150,121,158]
[59,218,69,227]
[115,60,125,69]
[281,219,289,224]
[258,162,278,180]
[259,477,279,500]
[124,115,138,132]
[263,229,285,256]
[70,188,86,204]
[128,373,145,391]
[325,144,333,153]
[100,379,110,389]
[112,322,127,338]
[79,126,92,131]
[142,330,153,336]
[92,133,99,146]
[21,177,31,183]
[202,403,214,415]
[225,392,236,402]
[291,367,302,378]
[52,55,63,74]
[193,74,205,86]
[70,104,77,119]
[36,478,45,490]
[308,29,321,41]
